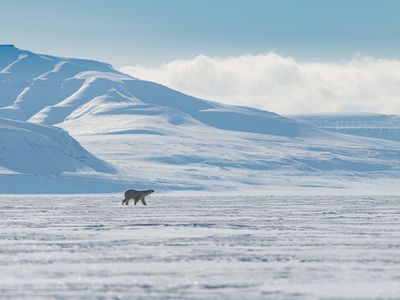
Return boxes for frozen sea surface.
[0,195,399,299]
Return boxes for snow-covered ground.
[1,194,399,299]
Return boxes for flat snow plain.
[1,194,399,299]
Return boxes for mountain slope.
[0,118,114,175]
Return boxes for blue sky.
[1,0,400,67]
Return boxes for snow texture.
[0,194,399,299]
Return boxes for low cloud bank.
[121,53,400,115]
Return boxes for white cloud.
[120,53,400,115]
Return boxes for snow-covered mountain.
[1,44,400,193]
[0,44,315,138]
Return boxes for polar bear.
[121,189,154,205]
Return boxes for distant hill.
[291,113,400,142]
